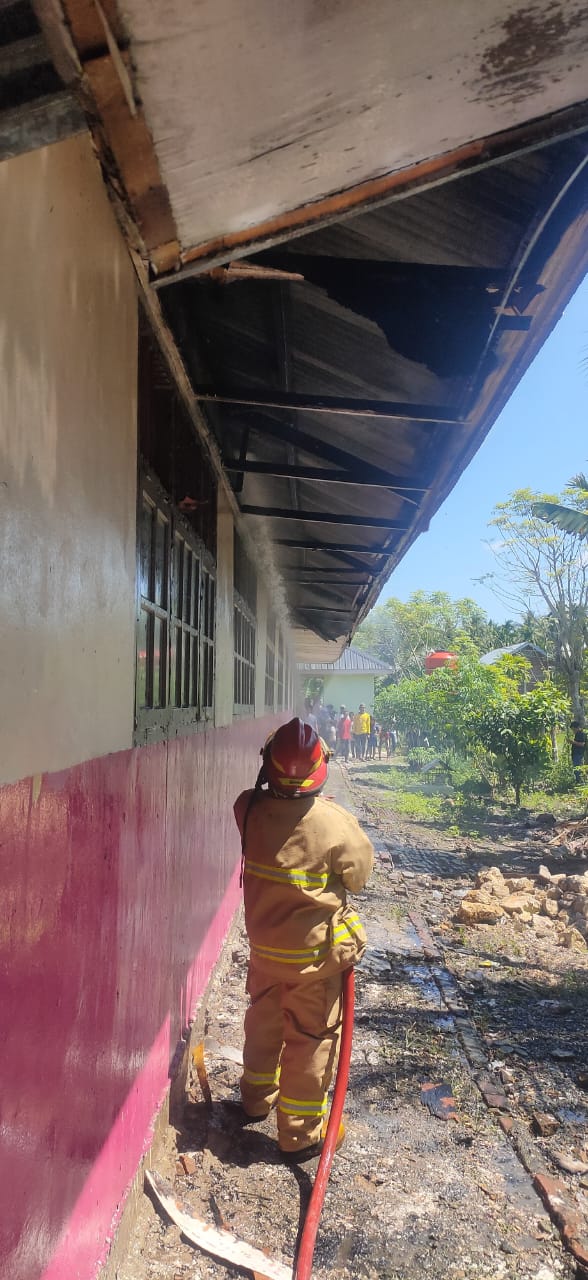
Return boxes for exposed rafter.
[224,416,430,491]
[240,506,408,529]
[197,389,461,423]
[223,459,428,492]
[275,540,390,554]
[0,90,85,160]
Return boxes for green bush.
[543,755,576,794]
[456,775,493,798]
[406,746,439,772]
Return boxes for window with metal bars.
[233,597,256,713]
[135,471,216,742]
[265,612,276,711]
[276,629,285,710]
[233,533,256,714]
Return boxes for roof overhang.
[15,0,588,660]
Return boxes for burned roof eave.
[355,190,588,638]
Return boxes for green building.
[298,646,393,715]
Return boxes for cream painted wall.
[0,135,138,784]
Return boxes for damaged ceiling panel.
[119,0,588,262]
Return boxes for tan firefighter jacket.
[234,790,374,981]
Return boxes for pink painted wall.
[1,716,277,1280]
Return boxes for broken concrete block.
[455,899,504,925]
[501,892,541,916]
[504,876,535,893]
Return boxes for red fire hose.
[294,966,355,1280]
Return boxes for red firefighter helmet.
[263,717,329,797]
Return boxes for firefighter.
[234,717,374,1157]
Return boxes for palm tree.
[532,474,588,536]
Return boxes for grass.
[520,786,588,817]
[359,754,588,833]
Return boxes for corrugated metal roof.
[298,646,393,674]
[33,0,588,661]
[480,642,548,665]
[162,135,588,652]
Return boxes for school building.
[2,3,588,1277]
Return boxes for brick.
[179,1153,196,1175]
[533,1172,588,1267]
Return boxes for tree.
[476,681,565,805]
[375,652,565,804]
[354,590,504,681]
[482,489,588,721]
[532,473,588,538]
[375,652,498,753]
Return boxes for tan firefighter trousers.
[240,963,343,1151]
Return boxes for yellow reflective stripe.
[251,943,329,965]
[242,1067,280,1085]
[278,1094,327,1117]
[251,940,328,958]
[245,860,333,889]
[332,915,364,943]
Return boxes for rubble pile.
[528,813,588,860]
[456,865,588,949]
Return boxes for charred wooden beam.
[281,567,370,576]
[0,33,48,76]
[287,581,367,590]
[0,90,86,160]
[223,459,427,491]
[198,389,461,423]
[241,506,408,530]
[223,416,431,493]
[275,539,390,554]
[294,606,352,614]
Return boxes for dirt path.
[114,762,588,1280]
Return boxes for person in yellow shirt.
[352,704,371,759]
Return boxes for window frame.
[135,468,216,745]
[233,589,256,717]
[265,611,276,712]
[276,629,285,710]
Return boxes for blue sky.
[380,273,588,622]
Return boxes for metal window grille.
[265,612,276,711]
[233,594,256,712]
[276,630,285,710]
[135,471,216,742]
[233,533,257,714]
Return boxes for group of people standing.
[303,698,398,762]
[336,706,398,760]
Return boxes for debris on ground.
[534,814,588,860]
[455,865,588,948]
[114,760,588,1280]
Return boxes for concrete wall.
[0,135,138,785]
[0,135,290,1280]
[322,673,376,712]
[1,719,273,1280]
